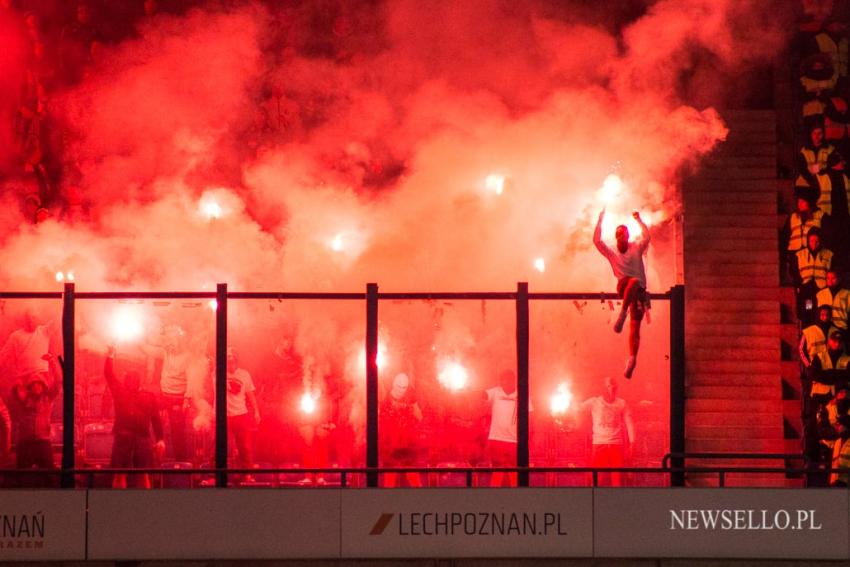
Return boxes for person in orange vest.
[792,227,834,326]
[797,119,837,214]
[800,305,837,471]
[782,186,824,283]
[818,269,850,330]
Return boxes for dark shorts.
[616,277,647,321]
[111,432,154,468]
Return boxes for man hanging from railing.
[593,208,651,379]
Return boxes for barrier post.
[670,284,686,486]
[215,283,228,487]
[366,283,379,487]
[61,283,75,488]
[517,282,530,487]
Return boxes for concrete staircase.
[682,109,799,487]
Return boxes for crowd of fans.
[788,0,850,486]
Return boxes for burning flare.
[550,382,572,416]
[110,306,145,343]
[300,391,318,414]
[485,174,505,195]
[438,360,469,391]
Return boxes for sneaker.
[613,310,627,333]
[296,477,314,486]
[624,356,636,379]
[316,477,327,486]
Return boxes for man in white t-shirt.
[593,208,651,379]
[0,309,53,385]
[578,376,635,486]
[226,349,259,478]
[485,369,532,487]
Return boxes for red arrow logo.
[370,513,394,535]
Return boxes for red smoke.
[0,1,791,472]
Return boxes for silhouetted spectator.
[58,1,97,86]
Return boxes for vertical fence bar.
[61,283,75,488]
[215,283,228,487]
[670,284,686,487]
[366,283,379,487]
[516,282,530,487]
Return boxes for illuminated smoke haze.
[0,1,790,454]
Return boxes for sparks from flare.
[55,271,64,282]
[550,382,572,416]
[437,360,468,391]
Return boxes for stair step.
[720,109,777,122]
[688,311,778,326]
[685,200,777,216]
[686,287,779,301]
[688,214,778,228]
[687,373,779,387]
[686,250,779,264]
[687,425,784,439]
[689,347,779,361]
[700,166,777,180]
[713,144,777,158]
[687,335,777,350]
[686,385,780,399]
[722,130,778,145]
[687,398,782,412]
[703,155,777,169]
[686,275,778,288]
[687,238,775,251]
[686,323,779,337]
[782,360,802,379]
[687,412,783,427]
[687,360,780,374]
[684,226,777,240]
[686,438,786,453]
[684,185,779,199]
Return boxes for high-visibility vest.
[797,248,834,287]
[788,210,824,251]
[801,145,834,172]
[804,324,828,361]
[818,287,834,307]
[814,351,850,396]
[834,289,850,330]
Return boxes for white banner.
[594,488,850,559]
[341,488,593,558]
[87,489,340,560]
[0,490,86,561]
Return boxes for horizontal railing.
[0,463,830,489]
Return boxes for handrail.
[661,452,803,469]
[0,290,674,301]
[0,463,837,489]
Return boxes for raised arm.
[593,209,610,255]
[104,346,119,392]
[633,211,650,252]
